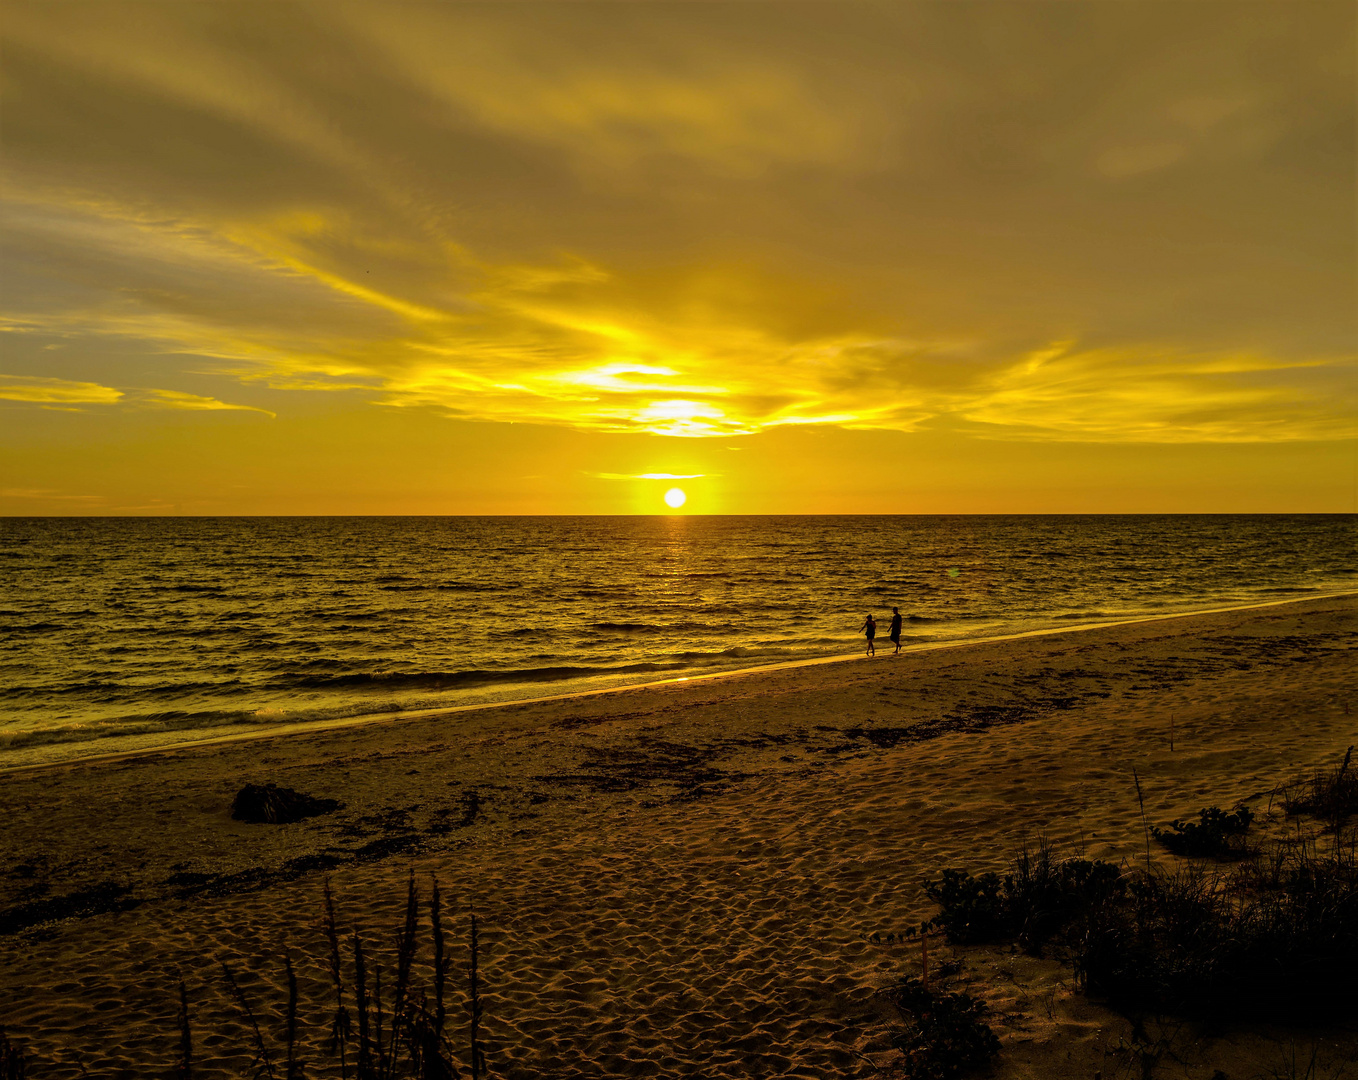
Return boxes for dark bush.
[923,836,1358,1032]
[924,840,1123,952]
[1152,804,1254,859]
[922,869,1007,945]
[923,836,1358,1024]
[1075,852,1358,1022]
[1280,746,1358,824]
[881,977,1001,1080]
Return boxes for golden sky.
[1,1,1354,513]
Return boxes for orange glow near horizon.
[0,3,1354,514]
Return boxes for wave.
[0,708,269,750]
[588,620,738,634]
[4,515,1352,765]
[272,661,691,692]
[5,677,245,699]
[378,581,523,593]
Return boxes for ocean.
[1,515,1353,768]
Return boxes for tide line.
[4,589,1354,776]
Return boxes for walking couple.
[859,608,903,656]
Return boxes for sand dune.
[2,595,1355,1077]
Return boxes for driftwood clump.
[230,783,340,825]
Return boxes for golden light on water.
[664,488,688,509]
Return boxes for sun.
[663,487,687,509]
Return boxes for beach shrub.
[923,837,1358,1024]
[880,977,1000,1080]
[1280,746,1358,825]
[1151,804,1254,859]
[924,840,1123,952]
[1074,850,1358,1022]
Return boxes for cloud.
[1095,142,1187,179]
[137,389,275,417]
[0,1,1351,454]
[960,345,1358,442]
[0,375,123,404]
[594,472,707,481]
[0,375,272,417]
[338,5,875,179]
[0,488,104,501]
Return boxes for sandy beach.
[2,593,1355,1078]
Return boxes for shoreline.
[1,592,1354,1077]
[6,587,1354,776]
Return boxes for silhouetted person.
[889,607,903,653]
[859,613,876,656]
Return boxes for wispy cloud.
[137,389,275,418]
[0,375,273,418]
[0,375,123,404]
[0,487,105,502]
[593,472,707,481]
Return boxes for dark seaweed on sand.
[231,783,341,825]
[0,881,139,936]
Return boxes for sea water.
[1,515,1353,768]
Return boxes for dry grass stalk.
[0,1029,29,1080]
[10,877,468,1079]
[221,962,277,1080]
[469,911,485,1080]
[353,932,374,1077]
[429,876,447,1039]
[1133,769,1153,874]
[176,980,192,1080]
[285,954,300,1080]
[322,879,352,1080]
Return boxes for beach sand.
[1,594,1355,1078]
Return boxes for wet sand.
[1,594,1355,1077]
